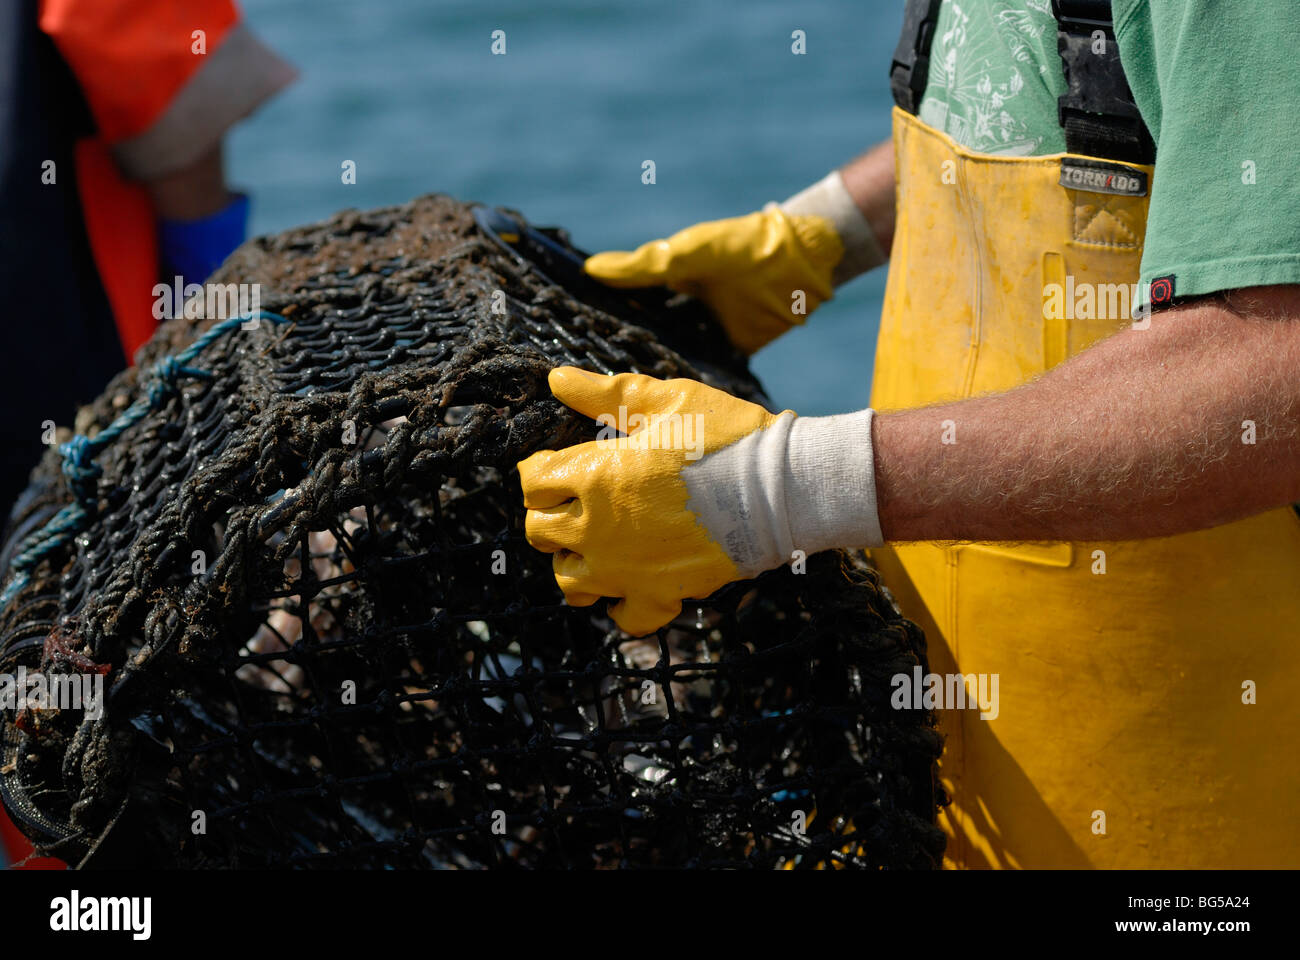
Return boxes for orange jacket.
[38,0,294,359]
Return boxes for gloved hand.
[585,207,840,355]
[517,366,885,636]
[584,171,884,355]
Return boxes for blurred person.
[0,0,294,513]
[0,0,293,869]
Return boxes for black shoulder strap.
[1053,0,1155,163]
[890,0,942,115]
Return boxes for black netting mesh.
[0,195,944,869]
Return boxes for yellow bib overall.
[870,107,1300,868]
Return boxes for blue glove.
[158,192,250,284]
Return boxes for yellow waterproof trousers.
[870,107,1300,868]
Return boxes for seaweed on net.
[0,195,945,869]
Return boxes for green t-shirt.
[915,0,1300,310]
[917,0,1066,155]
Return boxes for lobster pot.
[0,195,944,868]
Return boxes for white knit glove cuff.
[682,409,884,578]
[780,170,886,286]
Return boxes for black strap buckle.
[889,0,942,115]
[1052,0,1155,163]
[1054,0,1114,29]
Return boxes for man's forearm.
[872,287,1300,542]
[839,139,897,254]
[780,140,897,287]
[144,142,232,221]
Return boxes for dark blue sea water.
[229,0,904,416]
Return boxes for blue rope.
[0,311,287,607]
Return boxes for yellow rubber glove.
[517,366,789,636]
[584,206,843,355]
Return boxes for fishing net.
[0,194,944,869]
